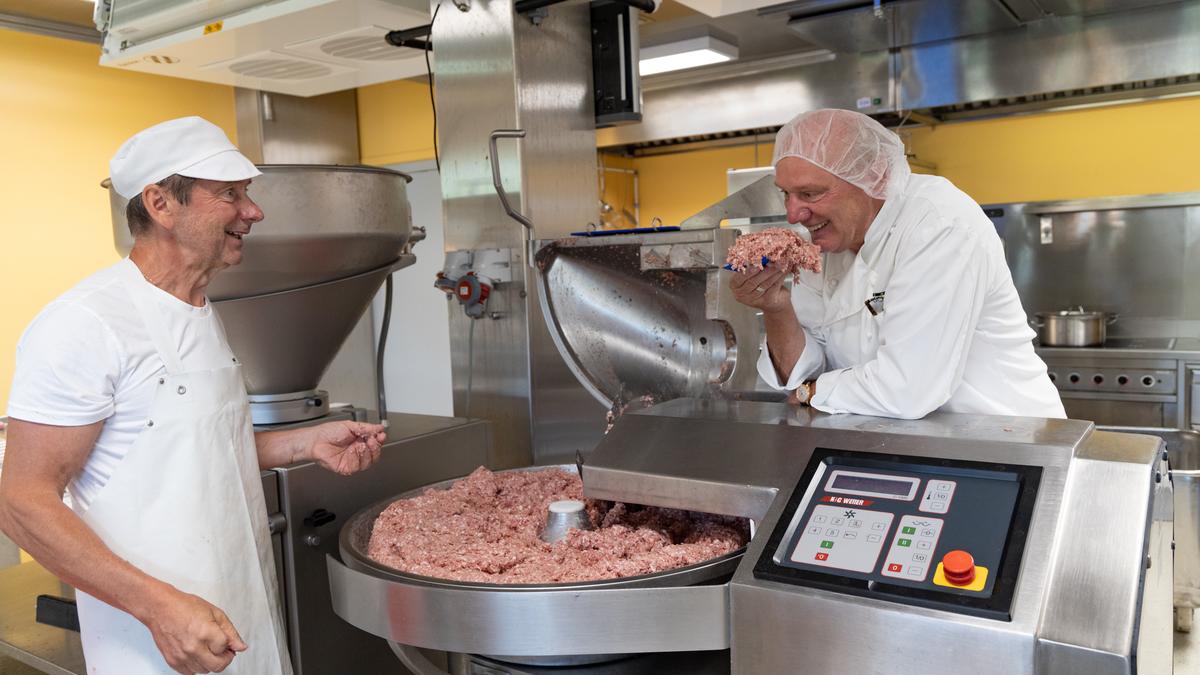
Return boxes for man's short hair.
[125,175,198,237]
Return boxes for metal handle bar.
[488,129,534,231]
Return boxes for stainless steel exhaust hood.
[598,0,1200,148]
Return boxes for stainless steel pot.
[1033,307,1118,347]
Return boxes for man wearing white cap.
[731,109,1063,420]
[0,117,386,674]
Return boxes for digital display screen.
[830,473,915,497]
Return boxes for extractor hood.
[95,0,430,97]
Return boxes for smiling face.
[775,156,885,254]
[172,178,263,272]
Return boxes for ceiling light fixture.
[639,34,738,76]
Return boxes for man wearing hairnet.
[731,109,1064,419]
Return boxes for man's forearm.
[764,308,806,384]
[253,429,307,470]
[0,494,171,624]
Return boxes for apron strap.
[123,262,188,375]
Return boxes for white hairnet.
[772,109,911,200]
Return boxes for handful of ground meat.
[367,466,749,584]
[725,227,822,278]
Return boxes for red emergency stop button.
[941,550,976,586]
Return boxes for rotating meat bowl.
[106,165,419,424]
[327,465,742,673]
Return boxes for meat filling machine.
[329,399,1172,674]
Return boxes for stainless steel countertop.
[0,561,82,675]
[1037,337,1200,361]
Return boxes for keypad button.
[921,528,936,537]
[808,526,822,535]
[820,540,834,549]
[912,553,928,563]
[843,531,857,540]
[814,515,828,523]
[833,518,845,526]
[826,528,840,537]
[888,563,903,573]
[815,552,829,561]
[908,566,924,577]
[850,520,862,528]
[902,526,916,535]
[872,522,886,531]
[916,541,931,550]
[898,538,912,547]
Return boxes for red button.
[942,550,976,585]
[887,563,903,573]
[815,552,829,561]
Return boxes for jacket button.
[177,386,187,395]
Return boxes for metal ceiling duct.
[598,0,1200,148]
[107,164,416,414]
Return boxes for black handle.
[304,508,337,528]
[36,595,80,632]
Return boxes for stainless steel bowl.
[107,164,414,301]
[1033,307,1118,347]
[335,465,745,666]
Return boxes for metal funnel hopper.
[213,260,405,396]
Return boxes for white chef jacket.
[756,174,1065,420]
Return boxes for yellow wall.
[356,87,1200,231]
[904,97,1200,204]
[357,79,436,166]
[0,30,236,413]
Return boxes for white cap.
[109,116,261,199]
[772,109,911,201]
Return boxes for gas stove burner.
[1101,337,1175,350]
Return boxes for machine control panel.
[754,449,1041,620]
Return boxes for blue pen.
[723,256,770,271]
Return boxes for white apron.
[73,276,292,675]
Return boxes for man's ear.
[141,184,176,231]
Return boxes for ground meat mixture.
[725,227,822,279]
[368,467,749,584]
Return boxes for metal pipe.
[375,274,393,429]
[385,25,432,51]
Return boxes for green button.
[902,526,916,535]
[820,540,834,549]
[898,538,912,547]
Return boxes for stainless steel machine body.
[329,401,1170,674]
[988,194,1200,630]
[435,0,603,468]
[589,400,1171,675]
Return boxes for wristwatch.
[794,380,813,406]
